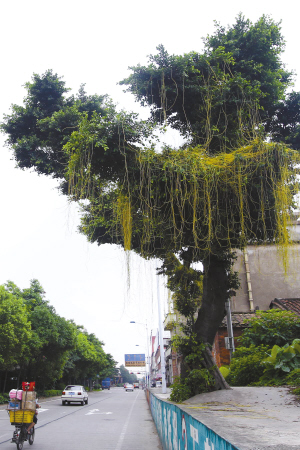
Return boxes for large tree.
[2,15,299,393]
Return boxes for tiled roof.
[220,312,255,328]
[270,298,300,316]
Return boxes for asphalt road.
[0,388,162,450]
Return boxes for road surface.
[0,387,162,450]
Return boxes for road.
[0,387,162,450]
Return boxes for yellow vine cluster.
[67,138,299,261]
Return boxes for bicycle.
[11,423,34,449]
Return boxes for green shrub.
[239,310,300,348]
[0,393,9,404]
[169,377,192,403]
[42,390,62,397]
[286,368,300,385]
[291,387,300,395]
[219,366,230,379]
[169,334,216,402]
[170,368,215,403]
[262,339,300,375]
[226,345,269,386]
[229,345,300,387]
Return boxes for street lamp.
[130,321,150,388]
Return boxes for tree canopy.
[0,280,117,392]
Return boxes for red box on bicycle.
[22,381,35,391]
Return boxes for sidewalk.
[176,386,300,449]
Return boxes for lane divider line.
[115,390,140,450]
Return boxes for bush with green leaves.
[239,310,300,348]
[169,334,215,402]
[170,368,215,403]
[262,339,300,377]
[225,310,300,387]
[0,393,9,404]
[169,377,192,403]
[42,390,63,397]
[286,368,300,385]
[226,345,269,386]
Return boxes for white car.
[125,384,134,391]
[61,385,88,405]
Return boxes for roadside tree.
[0,286,32,392]
[2,15,300,394]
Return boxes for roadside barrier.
[148,391,240,450]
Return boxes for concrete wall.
[148,391,239,450]
[231,244,300,312]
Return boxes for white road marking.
[115,391,139,450]
[37,409,48,413]
[85,410,112,416]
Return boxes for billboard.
[125,354,146,367]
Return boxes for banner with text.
[125,354,146,367]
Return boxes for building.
[149,330,170,384]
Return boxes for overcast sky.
[1,0,299,368]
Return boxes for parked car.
[156,381,162,388]
[61,385,88,405]
[125,384,134,391]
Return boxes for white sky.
[1,0,299,368]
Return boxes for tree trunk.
[3,369,8,394]
[194,253,231,390]
[202,346,230,390]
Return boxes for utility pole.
[157,275,167,394]
[225,299,235,360]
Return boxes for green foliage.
[169,377,192,403]
[160,253,202,319]
[0,393,9,404]
[286,369,300,385]
[291,387,300,395]
[226,345,269,386]
[119,365,137,384]
[239,310,300,348]
[226,312,300,386]
[0,280,117,392]
[0,286,32,372]
[40,390,63,397]
[121,15,292,151]
[262,339,300,375]
[170,368,215,403]
[219,366,230,379]
[170,334,215,401]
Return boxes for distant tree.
[0,286,32,392]
[0,280,116,391]
[119,365,137,384]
